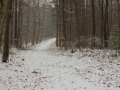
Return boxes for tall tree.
[26,5,30,47]
[14,0,18,47]
[91,0,96,47]
[2,0,13,62]
[103,0,109,47]
[0,0,5,50]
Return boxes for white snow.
[0,38,120,90]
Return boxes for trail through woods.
[0,38,120,90]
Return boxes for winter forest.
[0,0,120,90]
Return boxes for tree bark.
[14,0,18,47]
[2,0,13,62]
[0,0,5,50]
[103,0,109,47]
[91,0,96,47]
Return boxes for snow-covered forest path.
[0,38,120,90]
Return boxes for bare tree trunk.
[17,0,22,47]
[58,0,62,47]
[14,0,18,47]
[62,0,66,40]
[2,0,13,62]
[91,0,96,47]
[19,1,23,46]
[103,0,109,47]
[26,7,30,47]
[74,0,80,40]
[101,0,104,48]
[32,7,37,45]
[36,0,41,44]
[10,13,13,47]
[40,8,45,42]
[117,0,120,28]
[56,0,59,47]
[0,0,5,50]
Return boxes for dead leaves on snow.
[32,71,39,74]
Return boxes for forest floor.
[0,38,120,90]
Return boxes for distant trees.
[54,0,120,50]
[0,0,53,62]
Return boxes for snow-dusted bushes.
[73,36,102,49]
[108,25,120,49]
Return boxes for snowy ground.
[0,38,120,90]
